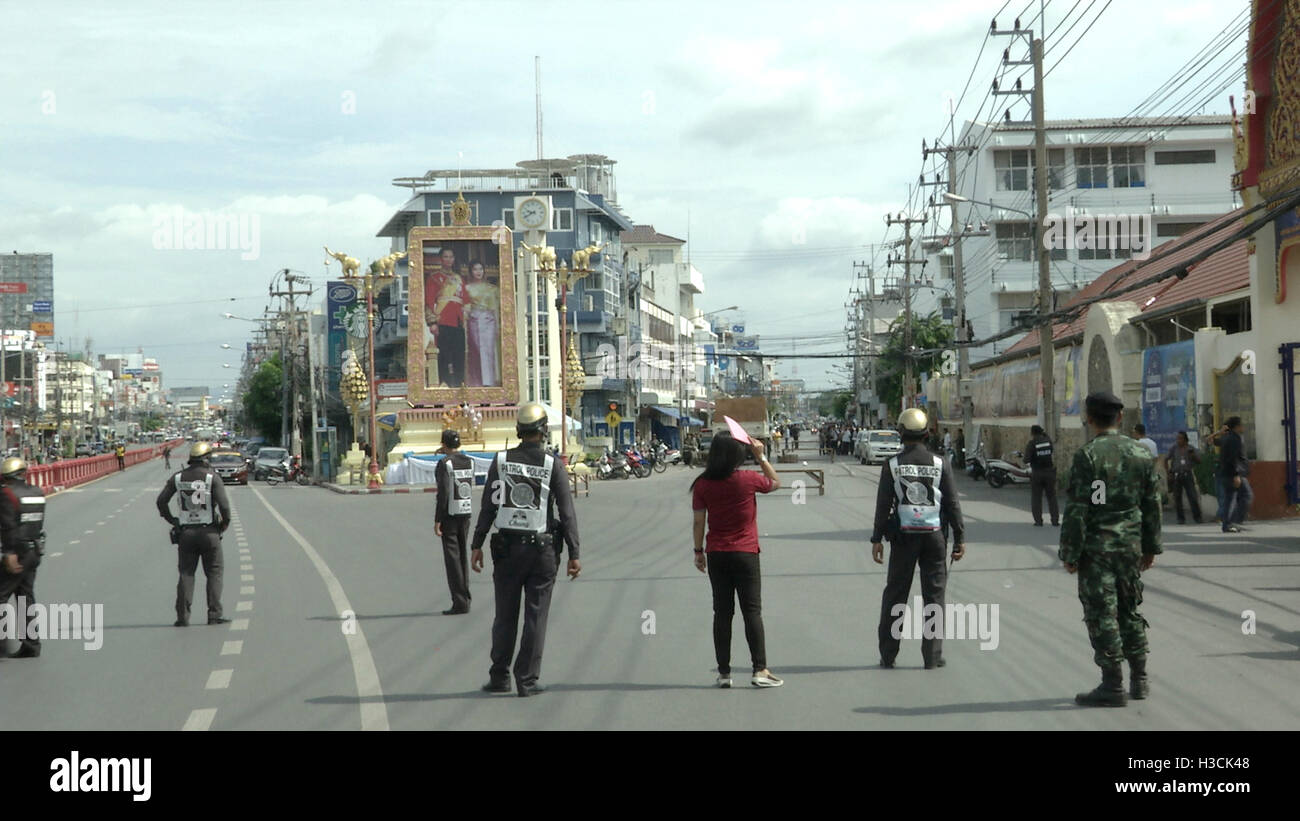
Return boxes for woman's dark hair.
[689,432,748,492]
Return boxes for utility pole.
[993,17,1055,441]
[885,213,928,411]
[270,270,312,455]
[923,139,979,458]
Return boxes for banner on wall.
[1140,340,1196,456]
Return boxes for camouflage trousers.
[1077,552,1148,667]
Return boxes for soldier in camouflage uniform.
[1058,392,1162,707]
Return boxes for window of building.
[1112,146,1146,188]
[1210,297,1251,334]
[995,149,1030,191]
[938,253,954,280]
[1156,221,1206,238]
[427,208,450,226]
[500,209,515,231]
[591,221,604,245]
[551,208,573,231]
[1075,147,1109,188]
[648,248,675,265]
[995,222,1034,262]
[1154,149,1216,165]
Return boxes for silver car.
[857,430,903,465]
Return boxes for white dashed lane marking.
[240,574,254,582]
[69,540,80,545]
[240,586,254,595]
[221,641,243,656]
[205,670,234,690]
[182,709,216,731]
[230,619,249,631]
[235,601,252,612]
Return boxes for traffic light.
[608,401,621,414]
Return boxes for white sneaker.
[751,670,784,688]
[716,675,732,688]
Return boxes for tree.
[242,353,283,444]
[876,312,954,417]
[830,391,854,419]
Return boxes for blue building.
[373,155,635,442]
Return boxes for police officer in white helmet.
[156,442,232,627]
[470,402,580,697]
[0,457,47,658]
[870,407,966,669]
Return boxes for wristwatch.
[693,548,704,554]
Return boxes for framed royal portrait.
[407,225,519,404]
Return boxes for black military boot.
[1075,664,1127,707]
[1128,656,1149,700]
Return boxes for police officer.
[156,442,232,627]
[0,458,47,658]
[470,403,580,697]
[1025,424,1059,527]
[115,442,126,471]
[870,408,966,669]
[1059,392,1162,707]
[435,428,474,615]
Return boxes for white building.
[915,116,1237,362]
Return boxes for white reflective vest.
[889,455,944,533]
[493,451,554,534]
[442,455,474,517]
[176,473,216,526]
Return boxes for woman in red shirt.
[691,433,783,688]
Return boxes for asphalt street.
[2,445,1296,730]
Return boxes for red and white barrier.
[27,439,187,493]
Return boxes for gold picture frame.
[407,225,519,405]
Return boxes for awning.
[651,405,684,418]
[683,417,705,427]
[535,402,582,431]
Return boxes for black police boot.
[1075,664,1127,707]
[1129,656,1149,700]
[12,644,40,659]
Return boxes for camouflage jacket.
[1058,430,1162,565]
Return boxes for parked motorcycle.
[266,460,310,486]
[625,448,651,479]
[598,450,631,480]
[986,450,1032,488]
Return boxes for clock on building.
[515,196,550,230]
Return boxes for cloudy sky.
[1,0,1247,399]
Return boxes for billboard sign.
[1140,339,1196,456]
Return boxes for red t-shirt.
[691,470,776,554]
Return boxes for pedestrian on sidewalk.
[691,432,783,689]
[1059,392,1161,707]
[1166,431,1202,524]
[115,442,126,471]
[1025,425,1059,527]
[1209,417,1252,533]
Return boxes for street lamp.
[338,252,397,488]
[943,192,1031,219]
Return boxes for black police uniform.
[0,477,47,657]
[436,451,475,614]
[156,461,232,625]
[472,441,579,693]
[1026,433,1059,526]
[871,440,964,667]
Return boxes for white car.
[857,430,904,465]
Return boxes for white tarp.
[384,453,494,486]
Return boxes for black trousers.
[1030,468,1059,525]
[489,535,560,687]
[878,532,948,664]
[0,546,41,652]
[177,527,223,623]
[440,516,472,611]
[437,324,466,387]
[706,551,766,675]
[1171,472,1202,523]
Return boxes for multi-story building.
[374,154,634,443]
[0,252,54,341]
[915,116,1237,362]
[620,225,709,444]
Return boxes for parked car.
[74,443,94,457]
[253,447,290,480]
[857,429,904,465]
[210,450,249,485]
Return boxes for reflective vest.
[6,482,46,543]
[442,454,474,517]
[175,472,216,526]
[889,455,944,533]
[494,451,553,534]
[1030,438,1054,470]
